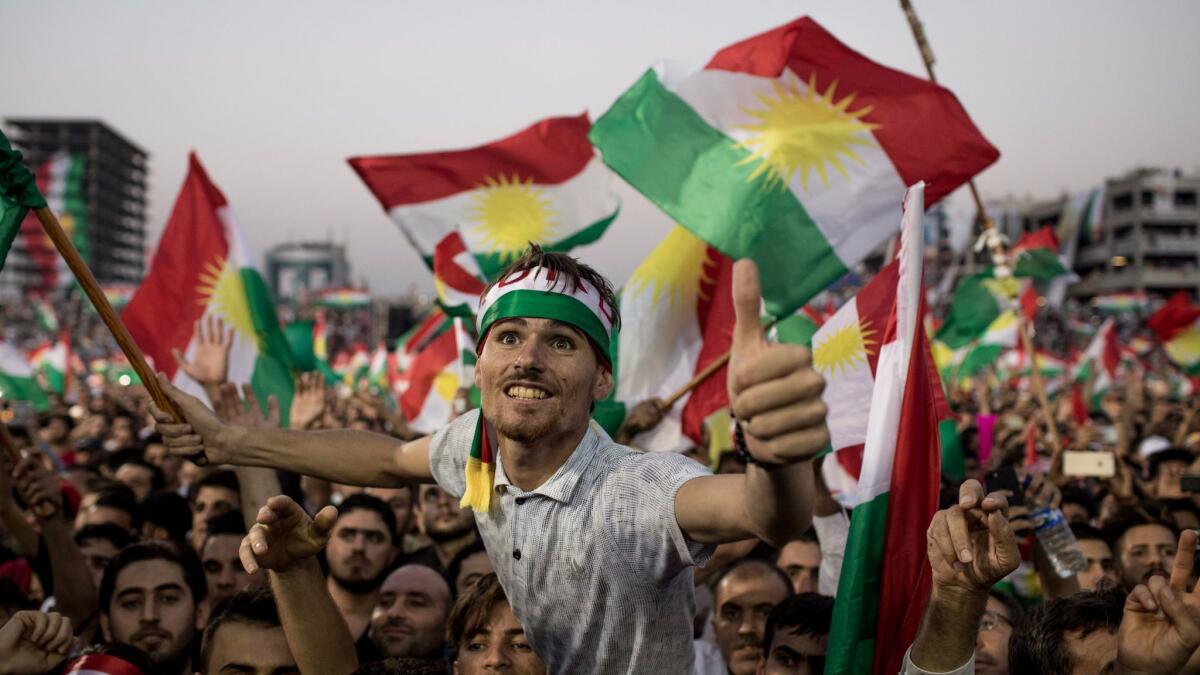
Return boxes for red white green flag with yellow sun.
[348,114,619,279]
[590,16,998,317]
[124,154,295,418]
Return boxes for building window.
[1141,191,1156,206]
[1113,193,1134,211]
[1176,191,1198,208]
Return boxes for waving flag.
[28,336,69,395]
[0,130,47,275]
[400,325,469,434]
[1148,291,1200,375]
[0,340,49,411]
[935,269,1019,349]
[1012,226,1071,281]
[590,16,998,317]
[1073,318,1121,398]
[433,230,488,318]
[349,114,619,278]
[123,154,295,419]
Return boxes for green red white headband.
[476,266,617,365]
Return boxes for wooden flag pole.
[900,0,1062,457]
[663,352,731,409]
[32,207,188,426]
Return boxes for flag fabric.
[935,269,1019,349]
[0,130,48,275]
[433,230,488,318]
[33,297,59,333]
[961,310,1020,379]
[99,284,136,312]
[588,16,998,317]
[1148,291,1200,375]
[613,225,734,452]
[123,154,295,420]
[1000,347,1068,381]
[395,308,454,370]
[315,287,371,309]
[348,114,620,278]
[282,320,319,373]
[1011,226,1070,281]
[367,343,389,389]
[1073,318,1121,397]
[17,152,89,292]
[827,182,943,674]
[399,325,471,434]
[28,335,69,394]
[0,340,50,411]
[769,303,827,347]
[1095,291,1149,314]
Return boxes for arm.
[909,480,1019,672]
[151,375,433,487]
[677,261,823,546]
[241,496,357,675]
[0,611,73,675]
[0,453,39,556]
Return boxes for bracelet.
[734,422,786,470]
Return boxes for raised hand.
[617,398,666,442]
[149,373,239,464]
[1118,530,1200,674]
[727,260,829,465]
[289,372,327,430]
[215,383,280,430]
[12,452,62,520]
[240,495,337,574]
[927,479,1019,594]
[172,315,233,387]
[0,610,73,675]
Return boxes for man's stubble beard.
[331,562,389,595]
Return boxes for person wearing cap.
[152,246,828,674]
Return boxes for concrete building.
[264,240,352,305]
[1,119,148,297]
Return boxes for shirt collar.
[493,424,602,504]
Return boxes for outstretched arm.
[151,375,433,487]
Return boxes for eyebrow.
[494,317,586,337]
[772,645,803,660]
[116,582,185,598]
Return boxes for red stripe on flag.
[399,328,458,422]
[703,17,999,205]
[1148,291,1200,343]
[433,231,487,295]
[1013,225,1060,253]
[681,248,735,442]
[855,259,899,376]
[347,114,595,208]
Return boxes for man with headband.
[152,245,828,674]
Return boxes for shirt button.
[513,549,522,561]
[515,497,527,505]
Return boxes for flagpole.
[32,207,188,427]
[900,0,1062,458]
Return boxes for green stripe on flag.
[939,418,966,482]
[590,69,846,318]
[773,312,821,347]
[936,273,1006,349]
[241,269,296,425]
[827,491,889,674]
[0,130,48,273]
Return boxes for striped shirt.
[430,410,715,674]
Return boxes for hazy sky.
[5,1,1198,294]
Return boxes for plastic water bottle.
[1032,507,1088,578]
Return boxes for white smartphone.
[1063,450,1116,478]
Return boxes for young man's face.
[757,628,826,675]
[369,565,450,659]
[145,443,182,488]
[454,550,495,596]
[775,541,820,595]
[974,595,1014,675]
[115,464,155,501]
[327,509,394,592]
[102,559,203,673]
[713,564,791,675]
[455,601,546,675]
[78,537,120,589]
[476,317,612,446]
[1117,524,1176,589]
[202,620,298,675]
[202,534,255,608]
[1077,537,1116,591]
[417,485,475,543]
[192,486,240,545]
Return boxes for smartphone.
[1063,450,1116,478]
[1182,474,1200,493]
[984,466,1026,507]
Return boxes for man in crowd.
[154,249,829,672]
[1107,509,1178,590]
[323,493,399,658]
[712,559,794,675]
[774,532,820,595]
[1072,523,1116,591]
[74,523,135,590]
[1007,585,1124,674]
[98,541,209,675]
[114,458,164,502]
[200,510,255,607]
[367,564,451,663]
[446,572,546,675]
[189,470,241,549]
[366,485,416,547]
[198,586,298,675]
[757,592,832,675]
[975,590,1020,675]
[406,485,478,574]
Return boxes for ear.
[195,597,211,631]
[474,360,482,389]
[593,367,613,403]
[100,613,111,642]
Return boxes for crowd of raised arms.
[3,249,1200,675]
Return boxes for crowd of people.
[2,247,1200,675]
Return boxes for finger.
[248,523,271,556]
[1157,581,1200,645]
[987,512,1020,572]
[748,425,830,464]
[730,346,814,395]
[926,511,959,566]
[981,491,1010,516]
[1129,584,1158,613]
[959,479,985,509]
[945,506,974,563]
[1172,529,1198,591]
[312,505,339,536]
[48,613,72,653]
[27,610,51,644]
[171,347,188,368]
[730,259,765,355]
[239,533,261,575]
[742,399,828,439]
[266,395,280,425]
[731,368,824,419]
[266,494,298,518]
[241,384,262,416]
[148,402,174,424]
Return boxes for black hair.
[140,490,193,542]
[444,540,488,598]
[1008,584,1124,674]
[337,492,399,546]
[74,522,137,552]
[112,456,166,493]
[205,509,248,539]
[1102,507,1179,555]
[1070,522,1112,548]
[987,587,1025,623]
[90,484,142,530]
[188,469,240,504]
[98,541,207,616]
[761,592,833,657]
[199,586,283,674]
[1060,484,1099,519]
[1147,447,1195,480]
[771,529,820,564]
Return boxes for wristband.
[734,422,786,470]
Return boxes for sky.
[4,1,1199,295]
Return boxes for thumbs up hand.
[728,260,830,466]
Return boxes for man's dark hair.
[446,572,507,651]
[199,586,283,673]
[761,592,833,657]
[1070,522,1111,548]
[141,432,165,448]
[91,484,142,530]
[987,587,1025,624]
[444,540,487,598]
[188,469,240,504]
[1060,484,1099,519]
[111,456,166,493]
[141,490,193,542]
[338,493,398,545]
[205,509,248,539]
[51,642,154,675]
[710,558,795,601]
[1008,584,1124,674]
[481,244,621,364]
[351,659,449,675]
[771,529,820,564]
[74,522,137,552]
[1147,447,1195,480]
[98,541,207,616]
[1102,507,1179,554]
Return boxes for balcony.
[1144,234,1200,255]
[1142,268,1200,287]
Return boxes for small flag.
[28,335,69,394]
[935,269,1019,349]
[315,287,371,309]
[433,230,488,318]
[0,130,47,275]
[0,339,50,411]
[1148,291,1200,375]
[1011,226,1071,281]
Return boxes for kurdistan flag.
[0,340,50,411]
[433,230,488,318]
[589,16,998,317]
[1148,291,1200,375]
[16,152,89,292]
[28,336,69,395]
[1073,318,1121,398]
[348,114,619,278]
[828,183,944,674]
[123,154,295,419]
[1011,226,1071,281]
[935,269,1020,349]
[614,226,734,452]
[400,318,477,434]
[954,310,1020,382]
[0,130,48,274]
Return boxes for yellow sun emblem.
[434,371,461,402]
[981,276,1020,300]
[627,226,711,309]
[734,73,880,191]
[196,256,258,344]
[812,318,877,377]
[467,174,558,261]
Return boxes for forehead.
[116,464,152,478]
[716,565,790,604]
[367,486,412,503]
[381,567,446,596]
[196,485,237,502]
[985,595,1011,620]
[115,559,188,594]
[203,534,243,558]
[79,538,120,555]
[335,508,388,532]
[778,540,820,564]
[770,628,827,656]
[208,622,296,671]
[1121,524,1175,549]
[1077,538,1112,558]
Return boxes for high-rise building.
[264,240,352,306]
[1,119,148,297]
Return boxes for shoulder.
[605,447,713,488]
[428,410,480,497]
